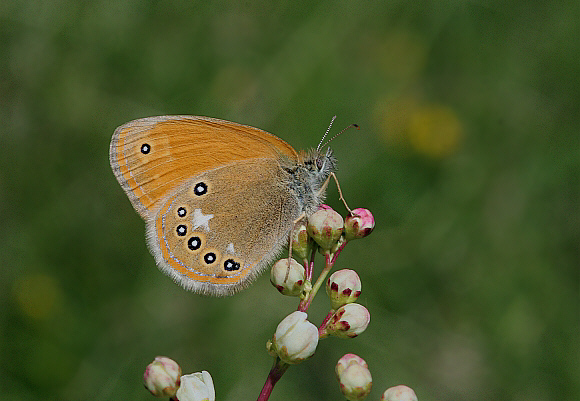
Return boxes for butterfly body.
[110,116,336,296]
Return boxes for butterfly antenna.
[319,122,360,150]
[317,115,337,151]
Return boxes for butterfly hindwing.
[146,158,302,296]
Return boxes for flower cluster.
[267,207,373,364]
[264,206,397,401]
[143,205,418,401]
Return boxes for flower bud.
[326,269,362,309]
[270,258,305,296]
[336,354,372,401]
[307,208,344,252]
[291,222,314,260]
[335,353,368,376]
[271,311,319,364]
[380,385,418,401]
[143,356,181,397]
[344,208,375,240]
[175,371,215,401]
[324,303,370,338]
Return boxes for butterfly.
[110,115,343,296]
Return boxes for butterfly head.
[305,146,336,187]
[281,147,336,215]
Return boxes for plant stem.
[256,358,289,401]
[298,253,334,311]
[318,309,335,338]
[331,240,348,265]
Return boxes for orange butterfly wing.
[109,116,298,219]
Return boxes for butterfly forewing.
[110,116,299,219]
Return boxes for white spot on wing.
[192,208,213,231]
[226,243,235,254]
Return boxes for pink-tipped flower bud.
[326,269,362,309]
[143,356,181,397]
[323,303,370,338]
[307,208,344,252]
[270,258,305,296]
[270,311,319,364]
[336,354,372,401]
[380,385,418,401]
[344,208,375,240]
[175,371,215,401]
[290,221,314,260]
[336,353,368,376]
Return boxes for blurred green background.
[1,1,578,400]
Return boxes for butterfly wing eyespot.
[175,224,188,237]
[191,181,209,197]
[186,234,203,252]
[110,115,299,219]
[201,249,220,267]
[140,143,151,154]
[223,258,241,272]
[176,206,187,218]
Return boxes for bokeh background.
[1,1,578,400]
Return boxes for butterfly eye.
[140,143,151,154]
[316,157,324,170]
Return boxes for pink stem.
[257,358,289,401]
[318,309,335,337]
[331,240,348,265]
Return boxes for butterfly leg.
[285,213,307,282]
[331,172,353,214]
[317,173,353,214]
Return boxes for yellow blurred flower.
[375,98,463,158]
[408,104,463,158]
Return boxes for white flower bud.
[271,311,319,364]
[175,371,215,401]
[324,303,370,338]
[270,258,305,296]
